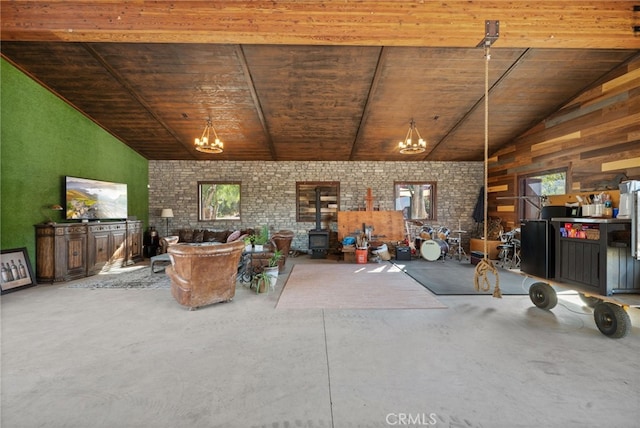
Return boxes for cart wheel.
[593,302,631,338]
[529,282,558,310]
[578,293,601,308]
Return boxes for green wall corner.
[1,59,149,263]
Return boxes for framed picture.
[198,181,241,221]
[1,247,36,294]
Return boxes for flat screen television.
[65,176,128,220]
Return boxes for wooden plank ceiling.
[2,1,639,161]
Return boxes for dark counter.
[551,218,639,296]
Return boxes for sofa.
[176,228,255,245]
[166,240,245,310]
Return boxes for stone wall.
[149,160,483,251]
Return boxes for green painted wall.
[1,59,149,263]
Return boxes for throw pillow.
[213,231,229,242]
[203,230,218,242]
[179,229,193,243]
[192,229,204,243]
[227,230,241,242]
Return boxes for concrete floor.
[2,255,639,428]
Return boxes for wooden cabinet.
[35,220,143,282]
[553,218,640,296]
[36,224,87,282]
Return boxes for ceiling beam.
[236,45,277,160]
[2,1,639,49]
[349,46,384,161]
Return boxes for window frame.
[296,181,340,223]
[197,181,242,222]
[394,181,437,221]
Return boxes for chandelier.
[194,119,224,153]
[398,118,427,154]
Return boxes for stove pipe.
[308,186,329,258]
[315,187,322,230]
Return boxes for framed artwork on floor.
[1,247,36,294]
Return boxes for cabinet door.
[88,230,110,274]
[558,239,600,288]
[35,226,56,282]
[110,228,127,265]
[64,233,87,280]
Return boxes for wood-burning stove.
[308,187,329,258]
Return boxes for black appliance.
[520,206,573,278]
[540,205,571,220]
[520,220,555,279]
[308,187,329,259]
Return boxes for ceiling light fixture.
[398,118,427,154]
[194,119,224,153]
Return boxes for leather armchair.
[158,236,180,254]
[252,230,295,273]
[166,240,245,309]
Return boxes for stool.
[150,253,171,273]
[511,239,521,269]
[496,243,513,269]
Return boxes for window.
[394,181,437,221]
[296,182,340,223]
[198,181,241,221]
[519,170,567,220]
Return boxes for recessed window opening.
[519,169,567,220]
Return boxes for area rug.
[65,266,171,289]
[392,259,531,295]
[276,263,447,309]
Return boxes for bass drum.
[421,239,449,261]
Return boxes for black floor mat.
[392,258,532,295]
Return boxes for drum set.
[411,223,468,262]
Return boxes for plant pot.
[263,266,279,289]
[256,279,269,293]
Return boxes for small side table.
[239,248,268,283]
[150,253,171,274]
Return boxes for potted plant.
[243,236,253,252]
[263,249,283,288]
[252,272,270,293]
[252,225,270,251]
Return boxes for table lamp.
[160,208,174,236]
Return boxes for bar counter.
[550,217,639,296]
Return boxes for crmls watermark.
[386,413,438,426]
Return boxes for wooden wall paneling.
[486,57,640,222]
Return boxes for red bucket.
[355,248,368,264]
